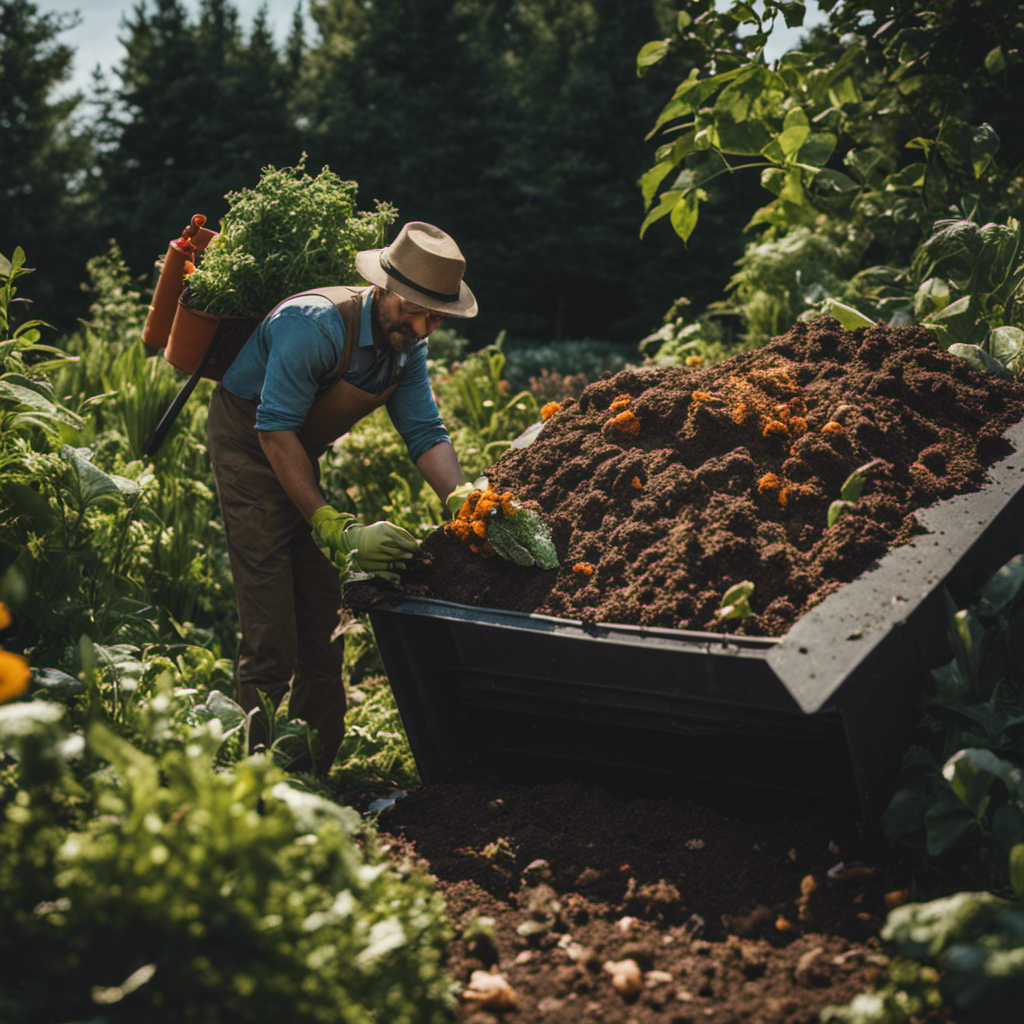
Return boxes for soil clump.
[347,316,1024,636]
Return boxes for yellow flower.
[0,649,30,703]
[0,602,10,631]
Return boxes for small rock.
[486,798,506,817]
[616,915,638,933]
[603,958,643,1000]
[794,946,827,987]
[537,996,562,1014]
[575,867,605,889]
[646,970,674,986]
[514,950,534,965]
[522,858,553,885]
[462,969,518,1010]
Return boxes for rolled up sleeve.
[385,343,450,462]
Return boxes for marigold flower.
[757,473,782,496]
[609,394,632,413]
[763,419,789,439]
[630,477,642,490]
[0,650,30,703]
[0,602,10,631]
[183,260,196,276]
[605,410,640,437]
[572,562,595,576]
[731,402,753,425]
[472,520,488,539]
[500,494,516,518]
[541,402,560,421]
[778,486,790,507]
[685,354,703,367]
[822,421,845,438]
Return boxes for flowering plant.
[185,159,396,319]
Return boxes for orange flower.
[572,562,595,576]
[605,410,640,437]
[184,260,196,276]
[500,493,516,518]
[757,473,782,496]
[541,402,560,421]
[731,402,753,425]
[0,602,10,631]
[472,520,488,539]
[609,394,632,413]
[822,421,845,438]
[778,486,790,507]
[630,477,642,490]
[0,650,30,703]
[685,354,703,367]
[763,419,789,439]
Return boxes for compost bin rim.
[358,590,779,653]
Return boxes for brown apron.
[206,285,405,773]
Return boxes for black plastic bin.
[360,419,1024,818]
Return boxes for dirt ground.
[368,777,951,1024]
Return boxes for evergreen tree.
[0,0,96,327]
[96,0,306,285]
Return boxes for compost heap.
[346,316,1024,637]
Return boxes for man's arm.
[415,440,464,503]
[258,430,328,523]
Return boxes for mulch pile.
[347,315,1024,636]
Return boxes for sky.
[53,0,823,98]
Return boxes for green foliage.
[823,893,1024,1022]
[487,503,559,571]
[716,580,754,621]
[185,159,396,318]
[501,339,631,393]
[883,557,1024,888]
[828,460,884,528]
[433,337,539,469]
[0,696,453,1024]
[331,679,420,793]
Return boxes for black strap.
[379,252,459,303]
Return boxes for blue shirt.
[222,287,450,462]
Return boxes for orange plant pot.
[164,295,222,374]
[142,226,217,350]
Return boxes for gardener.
[206,221,480,775]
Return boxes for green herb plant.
[185,158,396,319]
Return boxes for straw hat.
[355,221,478,318]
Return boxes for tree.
[95,0,306,286]
[0,0,96,327]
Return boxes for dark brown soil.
[372,777,956,1024]
[348,316,1024,637]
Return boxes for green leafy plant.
[716,580,754,620]
[0,684,454,1024]
[487,503,559,570]
[185,158,396,318]
[828,459,885,528]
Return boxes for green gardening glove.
[312,505,420,581]
[311,506,356,571]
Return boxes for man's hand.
[346,521,420,579]
[445,476,489,517]
[311,506,420,581]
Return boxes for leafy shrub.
[185,159,396,318]
[501,337,631,392]
[0,693,453,1024]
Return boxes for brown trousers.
[206,384,346,774]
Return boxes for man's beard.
[375,312,418,353]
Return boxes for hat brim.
[355,250,478,318]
